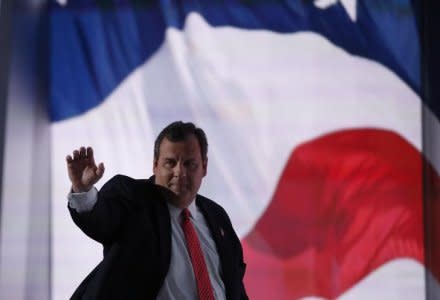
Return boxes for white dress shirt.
[68,188,226,300]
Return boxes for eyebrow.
[162,157,198,162]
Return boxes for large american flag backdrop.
[49,0,439,299]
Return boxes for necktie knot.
[181,208,191,221]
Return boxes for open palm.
[66,146,105,193]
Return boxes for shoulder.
[196,194,231,223]
[197,194,226,211]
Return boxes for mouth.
[168,181,189,192]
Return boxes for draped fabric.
[49,1,437,299]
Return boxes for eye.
[163,159,176,168]
[185,160,198,170]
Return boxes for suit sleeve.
[68,175,139,244]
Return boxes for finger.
[79,146,86,158]
[86,146,93,157]
[87,146,96,164]
[73,150,80,160]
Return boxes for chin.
[177,192,194,202]
[172,190,181,196]
[171,186,188,195]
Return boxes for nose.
[174,162,186,178]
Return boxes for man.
[66,121,248,300]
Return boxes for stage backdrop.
[50,1,438,299]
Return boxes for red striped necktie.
[181,208,215,300]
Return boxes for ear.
[153,159,158,174]
[202,157,208,177]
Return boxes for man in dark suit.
[66,121,248,300]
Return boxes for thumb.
[96,162,105,178]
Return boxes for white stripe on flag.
[52,13,427,300]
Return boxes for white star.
[314,0,358,22]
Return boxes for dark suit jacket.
[69,175,248,300]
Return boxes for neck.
[167,196,194,209]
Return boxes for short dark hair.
[154,121,208,161]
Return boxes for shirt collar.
[167,199,198,221]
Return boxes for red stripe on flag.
[242,128,431,299]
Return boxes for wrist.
[71,185,92,193]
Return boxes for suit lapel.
[196,196,234,298]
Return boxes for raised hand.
[66,146,105,193]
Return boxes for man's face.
[153,134,207,207]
